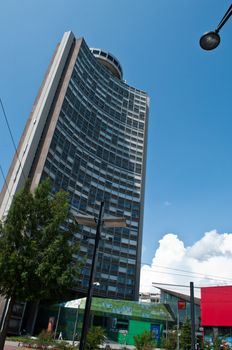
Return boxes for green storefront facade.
[36,297,174,346]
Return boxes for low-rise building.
[35,297,174,346]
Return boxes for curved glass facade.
[0,32,149,301]
[39,37,147,299]
[41,38,148,300]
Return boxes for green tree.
[0,179,80,350]
[160,331,177,350]
[204,336,224,350]
[212,335,223,350]
[180,318,191,350]
[134,330,156,350]
[85,326,106,350]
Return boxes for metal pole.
[166,316,168,341]
[79,201,104,350]
[0,298,11,333]
[72,306,79,345]
[177,309,180,350]
[53,305,61,340]
[190,282,196,350]
[216,4,232,33]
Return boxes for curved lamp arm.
[200,4,232,50]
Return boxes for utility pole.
[177,309,180,350]
[190,282,196,350]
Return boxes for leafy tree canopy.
[0,178,80,302]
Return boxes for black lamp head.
[199,31,221,50]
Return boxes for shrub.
[85,326,106,350]
[160,333,177,350]
[134,330,156,350]
[37,330,54,345]
[53,340,77,350]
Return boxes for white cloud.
[140,230,232,298]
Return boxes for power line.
[141,262,232,282]
[0,164,10,196]
[0,97,26,180]
[141,266,232,284]
[142,261,232,280]
[152,281,201,289]
[150,282,232,295]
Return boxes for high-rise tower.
[0,31,149,301]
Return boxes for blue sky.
[1,0,232,272]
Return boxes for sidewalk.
[4,340,136,350]
[4,341,22,350]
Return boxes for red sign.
[178,300,186,310]
[201,286,232,327]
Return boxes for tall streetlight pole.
[200,4,232,50]
[190,282,196,350]
[76,202,126,350]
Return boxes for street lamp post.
[76,201,126,350]
[72,301,81,345]
[190,282,196,350]
[200,4,232,50]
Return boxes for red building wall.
[201,286,232,326]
